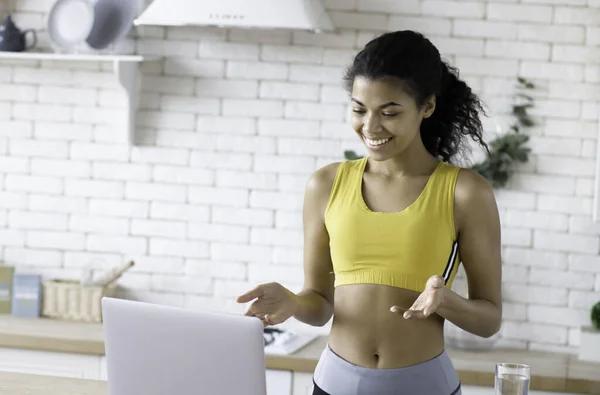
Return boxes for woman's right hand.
[236,282,298,326]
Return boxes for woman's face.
[350,76,435,161]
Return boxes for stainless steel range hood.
[134,0,335,32]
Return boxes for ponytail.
[421,61,488,163]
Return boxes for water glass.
[495,363,530,395]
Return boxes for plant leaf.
[344,150,363,160]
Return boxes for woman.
[237,30,502,395]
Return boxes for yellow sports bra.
[324,157,462,293]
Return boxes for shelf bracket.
[0,52,157,146]
[113,60,140,145]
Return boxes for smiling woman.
[237,30,502,395]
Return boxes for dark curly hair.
[343,30,488,163]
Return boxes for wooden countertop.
[0,316,598,394]
[0,371,107,395]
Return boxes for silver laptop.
[101,297,267,395]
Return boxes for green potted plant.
[579,301,600,362]
[470,77,533,188]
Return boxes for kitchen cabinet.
[292,372,314,395]
[99,356,107,381]
[266,369,293,395]
[0,347,101,379]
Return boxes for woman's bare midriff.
[328,283,445,369]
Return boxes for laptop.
[101,297,267,395]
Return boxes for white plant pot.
[578,326,600,363]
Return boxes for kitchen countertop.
[0,371,107,395]
[0,316,598,394]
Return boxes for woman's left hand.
[390,275,446,319]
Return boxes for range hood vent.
[134,0,335,32]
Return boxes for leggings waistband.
[312,345,461,395]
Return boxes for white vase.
[579,326,600,363]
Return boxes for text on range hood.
[134,0,335,32]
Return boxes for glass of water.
[495,363,530,395]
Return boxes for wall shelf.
[0,51,161,145]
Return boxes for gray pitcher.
[0,15,37,52]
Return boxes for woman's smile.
[363,134,395,149]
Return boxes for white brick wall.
[2,0,600,353]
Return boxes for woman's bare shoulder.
[306,162,343,197]
[303,162,343,215]
[454,167,498,229]
[455,168,495,203]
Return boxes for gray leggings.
[312,345,462,395]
